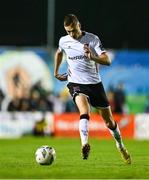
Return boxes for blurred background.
[0,0,149,139]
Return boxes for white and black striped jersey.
[58,31,106,84]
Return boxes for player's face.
[64,22,82,39]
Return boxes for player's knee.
[80,114,90,120]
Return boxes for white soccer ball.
[35,145,56,165]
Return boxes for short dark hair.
[64,14,79,26]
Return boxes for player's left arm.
[95,52,111,65]
[84,35,111,65]
[84,45,111,66]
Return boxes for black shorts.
[67,82,109,108]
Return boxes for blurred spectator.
[29,90,41,111]
[50,93,66,113]
[65,96,78,112]
[44,91,54,112]
[113,82,126,114]
[19,98,30,111]
[38,97,53,112]
[31,80,47,97]
[7,98,21,111]
[33,118,47,136]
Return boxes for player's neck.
[77,31,84,39]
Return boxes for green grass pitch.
[0,136,149,179]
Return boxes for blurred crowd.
[107,83,128,114]
[0,81,149,114]
[0,81,78,113]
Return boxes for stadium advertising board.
[0,112,54,138]
[135,114,149,139]
[1,112,149,139]
[54,113,135,138]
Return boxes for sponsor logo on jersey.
[68,55,87,60]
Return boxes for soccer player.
[54,14,131,164]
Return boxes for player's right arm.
[54,49,67,81]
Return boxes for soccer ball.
[35,145,56,165]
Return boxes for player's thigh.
[75,94,90,114]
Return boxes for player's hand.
[84,43,93,59]
[54,73,68,81]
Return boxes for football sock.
[79,114,89,146]
[108,123,124,150]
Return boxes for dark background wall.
[0,0,47,46]
[0,0,148,49]
[55,0,149,49]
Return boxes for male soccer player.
[54,14,131,164]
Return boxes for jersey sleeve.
[94,35,106,55]
[58,37,64,52]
